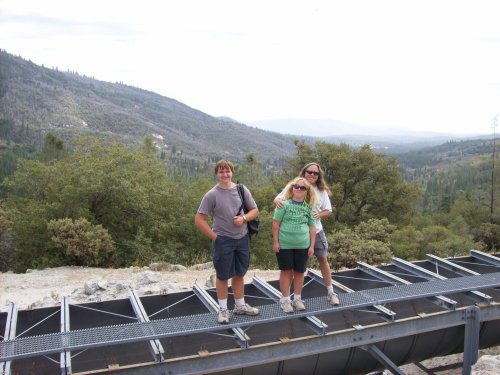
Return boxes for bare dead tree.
[491,115,498,223]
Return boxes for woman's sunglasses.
[305,170,320,176]
[292,184,307,191]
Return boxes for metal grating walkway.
[1,271,500,362]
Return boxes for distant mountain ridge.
[250,118,485,140]
[250,118,381,137]
[249,118,487,153]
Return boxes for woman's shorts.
[314,230,329,258]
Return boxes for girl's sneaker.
[328,292,340,306]
[292,299,306,311]
[217,308,229,324]
[280,299,294,313]
[234,303,259,316]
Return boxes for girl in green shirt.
[272,177,317,313]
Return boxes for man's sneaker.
[292,299,306,311]
[328,292,340,306]
[217,308,229,324]
[234,303,259,316]
[280,299,294,313]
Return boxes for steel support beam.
[360,344,405,375]
[252,276,328,335]
[129,289,165,362]
[0,303,16,375]
[192,282,249,348]
[59,297,71,375]
[308,268,396,322]
[392,257,492,304]
[357,261,457,310]
[462,306,480,375]
[426,254,480,276]
[471,249,500,267]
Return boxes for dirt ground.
[1,264,498,374]
[0,263,281,310]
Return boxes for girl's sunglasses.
[292,184,307,191]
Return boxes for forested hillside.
[395,139,495,213]
[0,49,296,164]
[397,138,493,171]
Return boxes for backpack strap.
[236,183,247,214]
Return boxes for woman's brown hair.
[299,162,332,195]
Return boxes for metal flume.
[1,251,499,375]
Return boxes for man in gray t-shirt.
[195,159,260,323]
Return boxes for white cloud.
[1,0,499,135]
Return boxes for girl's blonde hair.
[283,177,317,207]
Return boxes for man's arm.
[194,213,217,241]
[244,207,259,222]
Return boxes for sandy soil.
[0,264,498,374]
[0,263,280,310]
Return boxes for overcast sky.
[1,0,499,135]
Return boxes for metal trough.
[1,251,500,374]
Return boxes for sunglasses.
[292,184,307,191]
[305,170,320,176]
